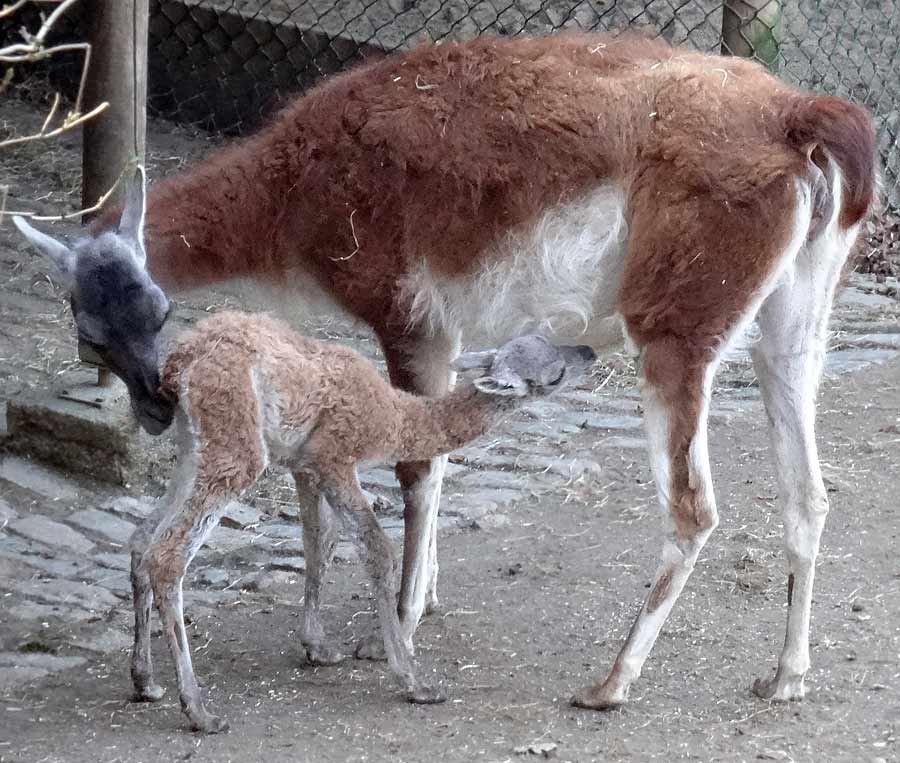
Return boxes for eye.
[78,333,105,349]
[75,314,107,348]
[158,300,174,330]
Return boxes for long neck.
[392,383,516,463]
[141,137,279,291]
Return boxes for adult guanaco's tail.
[782,94,878,229]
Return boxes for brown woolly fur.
[160,312,512,468]
[129,311,590,731]
[93,33,875,340]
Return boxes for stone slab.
[195,568,232,587]
[102,496,158,521]
[837,288,896,307]
[2,578,121,613]
[221,501,263,530]
[68,508,137,545]
[0,652,87,690]
[442,488,524,514]
[825,348,900,373]
[206,525,256,553]
[562,412,644,431]
[458,470,530,492]
[457,453,602,480]
[269,556,307,573]
[841,332,900,349]
[0,497,18,525]
[0,456,80,502]
[9,515,95,555]
[594,435,647,450]
[359,468,401,491]
[92,552,131,571]
[259,522,303,540]
[3,601,96,623]
[80,568,132,597]
[67,628,131,654]
[16,554,95,579]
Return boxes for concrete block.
[3,369,163,487]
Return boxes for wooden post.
[82,0,148,215]
[721,0,782,70]
[80,0,148,386]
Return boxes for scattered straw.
[330,209,361,262]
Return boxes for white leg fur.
[750,179,856,700]
[399,330,461,640]
[573,182,819,709]
[572,364,720,708]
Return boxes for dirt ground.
[1,359,899,763]
[1,94,899,763]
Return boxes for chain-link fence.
[4,0,900,199]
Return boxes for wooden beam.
[81,0,148,218]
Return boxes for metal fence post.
[721,0,782,69]
[80,0,148,386]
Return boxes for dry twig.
[0,0,110,217]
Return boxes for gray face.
[453,334,597,397]
[13,168,176,435]
[70,237,174,434]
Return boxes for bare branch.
[0,1,33,22]
[1,1,115,219]
[0,100,108,148]
[2,167,124,222]
[0,1,93,121]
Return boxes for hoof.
[424,595,440,617]
[305,644,346,667]
[570,684,626,711]
[190,713,230,734]
[132,683,166,703]
[406,685,447,705]
[354,636,388,662]
[751,674,805,702]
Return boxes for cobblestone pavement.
[2,266,900,694]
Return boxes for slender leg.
[129,411,196,703]
[155,582,225,732]
[141,366,266,732]
[424,471,443,616]
[143,506,232,733]
[749,234,847,701]
[293,471,344,666]
[129,500,169,702]
[356,329,459,659]
[396,457,445,645]
[383,330,460,640]
[572,337,719,709]
[325,474,445,705]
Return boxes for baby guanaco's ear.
[452,349,496,373]
[472,375,526,397]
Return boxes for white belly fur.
[401,184,629,352]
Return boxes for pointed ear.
[117,165,147,259]
[452,350,496,373]
[473,375,523,397]
[12,216,76,288]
